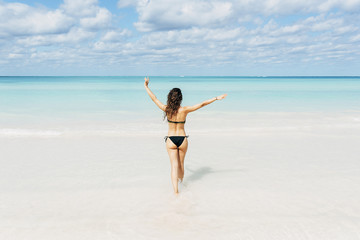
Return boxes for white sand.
[1,112,360,239]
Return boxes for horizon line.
[1,75,360,78]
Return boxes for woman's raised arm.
[183,94,227,113]
[144,77,166,111]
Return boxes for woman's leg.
[166,141,180,194]
[178,138,188,182]
[177,151,182,181]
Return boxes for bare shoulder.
[179,106,189,112]
[180,106,194,115]
[181,104,201,113]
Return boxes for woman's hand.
[216,94,227,100]
[144,77,149,87]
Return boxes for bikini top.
[167,118,186,124]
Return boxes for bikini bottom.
[164,135,189,148]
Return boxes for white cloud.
[101,29,132,42]
[235,0,360,15]
[318,0,360,12]
[80,8,112,30]
[61,0,99,17]
[133,0,233,32]
[124,0,360,33]
[0,0,113,46]
[350,34,360,42]
[16,28,96,46]
[117,0,139,8]
[0,2,74,37]
[311,17,344,32]
[8,53,24,59]
[60,0,113,31]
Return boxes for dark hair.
[164,88,182,120]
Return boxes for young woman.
[144,77,227,194]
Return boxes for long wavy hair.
[164,88,182,120]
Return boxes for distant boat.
[179,75,185,77]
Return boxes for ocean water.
[1,76,360,134]
[1,76,360,117]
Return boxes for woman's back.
[167,107,187,136]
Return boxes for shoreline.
[1,110,360,138]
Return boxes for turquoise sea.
[1,76,360,126]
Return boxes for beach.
[1,77,360,239]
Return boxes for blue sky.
[1,0,360,76]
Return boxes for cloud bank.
[1,0,360,75]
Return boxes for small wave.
[0,128,63,137]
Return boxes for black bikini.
[164,136,189,147]
[167,119,186,124]
[165,118,188,148]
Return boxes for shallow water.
[1,76,360,124]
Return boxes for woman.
[144,77,227,194]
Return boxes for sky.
[0,0,360,76]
